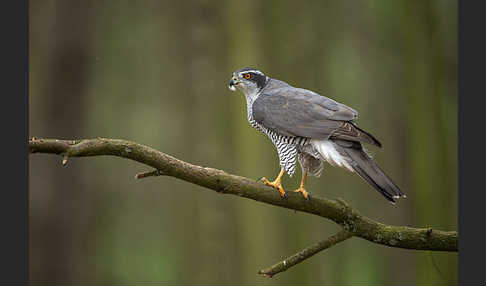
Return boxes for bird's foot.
[294,186,310,201]
[259,177,287,199]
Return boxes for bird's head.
[229,67,268,95]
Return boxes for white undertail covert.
[310,139,354,172]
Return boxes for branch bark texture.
[29,138,458,253]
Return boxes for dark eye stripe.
[248,72,267,89]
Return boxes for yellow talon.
[260,168,287,198]
[294,171,310,201]
[294,186,310,200]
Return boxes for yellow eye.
[243,73,251,80]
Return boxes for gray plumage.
[332,139,403,202]
[229,67,405,202]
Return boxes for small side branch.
[258,230,353,277]
[135,169,165,179]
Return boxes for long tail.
[312,139,405,203]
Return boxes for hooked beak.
[228,77,238,91]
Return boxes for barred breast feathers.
[245,92,312,176]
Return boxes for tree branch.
[258,230,353,277]
[29,137,457,275]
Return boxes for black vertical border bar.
[459,1,484,285]
[0,0,29,285]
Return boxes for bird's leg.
[259,168,287,198]
[294,171,310,201]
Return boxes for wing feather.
[252,86,381,146]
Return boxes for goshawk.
[229,67,405,203]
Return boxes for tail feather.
[350,122,382,148]
[333,140,405,203]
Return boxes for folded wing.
[252,87,381,147]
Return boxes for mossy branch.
[29,137,458,276]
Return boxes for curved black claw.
[306,194,311,203]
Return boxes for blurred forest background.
[29,0,457,285]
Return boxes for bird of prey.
[228,67,405,203]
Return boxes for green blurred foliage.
[29,0,457,285]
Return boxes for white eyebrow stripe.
[239,70,264,76]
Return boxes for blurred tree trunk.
[225,2,274,285]
[30,1,96,285]
[399,1,457,285]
